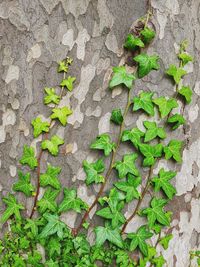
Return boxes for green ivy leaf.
[164,139,183,163]
[133,91,155,116]
[115,250,133,267]
[114,153,140,179]
[27,251,42,266]
[1,194,24,223]
[107,188,125,212]
[153,97,178,118]
[152,168,177,199]
[127,225,153,256]
[139,143,163,166]
[166,64,187,84]
[40,164,61,189]
[51,106,72,126]
[60,76,76,91]
[45,259,59,267]
[122,127,144,149]
[143,121,166,142]
[58,60,68,73]
[37,188,59,214]
[83,158,105,185]
[24,219,39,237]
[115,174,141,202]
[167,113,186,130]
[178,52,193,66]
[151,255,166,267]
[39,213,66,239]
[58,188,88,213]
[44,87,60,105]
[90,134,116,156]
[41,135,64,156]
[140,27,155,44]
[142,198,170,228]
[178,86,192,104]
[134,53,160,78]
[109,66,136,90]
[31,117,50,138]
[110,109,123,125]
[13,171,35,197]
[159,234,173,250]
[95,226,123,248]
[124,34,144,51]
[20,145,38,169]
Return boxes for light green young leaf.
[139,143,163,166]
[178,86,192,104]
[1,194,24,223]
[122,127,144,149]
[159,234,173,250]
[41,135,64,156]
[178,52,193,66]
[27,251,42,266]
[37,188,59,214]
[31,117,50,138]
[124,34,144,50]
[51,106,72,126]
[110,109,123,125]
[143,121,166,142]
[90,134,116,156]
[167,113,185,130]
[109,66,136,90]
[60,76,76,91]
[44,87,60,105]
[133,91,155,116]
[153,97,178,118]
[166,64,187,84]
[58,60,68,73]
[83,158,105,185]
[151,256,166,267]
[134,53,160,78]
[40,164,61,189]
[114,153,140,179]
[127,225,153,256]
[13,171,35,197]
[164,139,183,163]
[20,145,38,169]
[95,226,123,248]
[140,27,155,44]
[58,188,88,213]
[151,168,177,199]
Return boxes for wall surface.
[0,0,200,266]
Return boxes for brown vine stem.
[29,72,66,219]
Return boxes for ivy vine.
[0,5,194,267]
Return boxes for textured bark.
[0,0,200,266]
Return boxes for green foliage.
[159,234,173,250]
[124,34,144,50]
[164,139,183,163]
[167,113,185,130]
[143,121,166,142]
[51,106,72,126]
[109,66,136,89]
[37,188,59,214]
[122,127,144,149]
[178,52,193,66]
[32,117,50,138]
[153,97,178,118]
[20,144,38,169]
[151,255,166,267]
[40,164,61,189]
[41,135,64,155]
[166,64,187,84]
[44,87,60,105]
[134,53,160,78]
[140,27,155,44]
[60,76,76,91]
[178,86,193,104]
[83,158,105,185]
[114,153,140,178]
[90,133,116,156]
[110,108,123,125]
[139,143,163,166]
[133,91,155,116]
[13,171,35,196]
[95,225,123,248]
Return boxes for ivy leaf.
[44,87,60,105]
[167,113,185,130]
[151,255,166,267]
[20,145,38,169]
[134,53,160,78]
[60,76,76,91]
[90,134,116,156]
[142,198,170,228]
[83,158,105,185]
[13,171,35,197]
[139,143,163,166]
[151,168,177,199]
[166,64,187,84]
[41,135,64,156]
[115,174,141,202]
[109,66,136,90]
[164,139,183,163]
[1,194,24,223]
[159,234,173,250]
[40,164,61,189]
[39,213,66,239]
[122,127,144,149]
[45,259,59,267]
[58,188,88,213]
[143,121,166,142]
[133,91,155,116]
[115,250,133,267]
[153,97,178,118]
[24,219,39,237]
[114,153,140,179]
[178,86,192,104]
[58,60,68,73]
[95,226,123,248]
[31,117,50,138]
[127,225,153,256]
[27,251,42,267]
[107,188,125,211]
[178,52,193,66]
[124,34,144,51]
[51,106,72,126]
[37,188,59,214]
[110,109,123,125]
[140,27,155,44]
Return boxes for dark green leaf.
[134,53,160,78]
[110,109,123,125]
[13,171,35,196]
[83,158,105,185]
[164,139,183,163]
[37,188,59,213]
[140,27,155,44]
[114,153,140,178]
[167,113,186,130]
[90,134,116,156]
[95,226,123,248]
[122,127,144,149]
[133,91,155,116]
[139,143,163,166]
[153,97,178,118]
[124,34,144,51]
[40,164,61,189]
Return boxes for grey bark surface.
[0,0,200,266]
